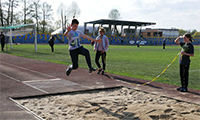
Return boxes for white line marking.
[10,98,44,120]
[0,61,87,92]
[23,82,49,94]
[23,78,61,83]
[1,61,55,78]
[0,72,48,94]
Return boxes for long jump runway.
[0,53,200,119]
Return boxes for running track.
[0,53,199,119]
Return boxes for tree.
[10,0,19,25]
[2,0,19,25]
[0,0,4,26]
[179,29,187,36]
[1,0,24,26]
[67,1,81,19]
[190,29,197,36]
[21,0,34,24]
[53,20,61,30]
[108,9,121,20]
[40,2,53,33]
[56,1,81,32]
[57,2,68,32]
[32,0,41,33]
[193,31,200,38]
[4,0,11,25]
[179,29,198,36]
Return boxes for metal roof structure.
[84,19,156,27]
[0,24,35,29]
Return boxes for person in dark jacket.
[48,35,55,52]
[0,31,5,51]
[162,38,166,49]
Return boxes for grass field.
[1,44,200,90]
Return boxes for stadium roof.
[0,24,35,29]
[84,19,156,26]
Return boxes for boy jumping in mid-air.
[64,19,101,76]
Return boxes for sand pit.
[16,87,200,120]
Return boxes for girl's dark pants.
[70,46,92,70]
[180,64,190,89]
[95,50,106,70]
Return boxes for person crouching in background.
[94,27,109,75]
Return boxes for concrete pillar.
[84,23,87,34]
[128,26,130,33]
[135,26,137,36]
[114,24,117,35]
[109,24,112,36]
[92,24,95,36]
[121,25,123,36]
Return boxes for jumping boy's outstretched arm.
[64,24,101,43]
[82,35,101,43]
[64,25,72,37]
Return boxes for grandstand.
[11,33,200,45]
[3,21,199,49]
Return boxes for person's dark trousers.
[50,45,54,52]
[70,46,92,70]
[49,44,54,52]
[48,41,54,52]
[95,50,106,70]
[180,64,190,89]
[1,41,5,51]
[163,43,166,49]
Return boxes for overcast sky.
[42,0,200,31]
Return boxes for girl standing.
[174,33,194,92]
[94,27,109,75]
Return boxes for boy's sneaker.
[66,65,73,76]
[89,67,97,73]
[97,69,102,74]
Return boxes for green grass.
[1,44,200,90]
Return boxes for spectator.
[136,40,140,48]
[174,33,194,92]
[162,38,166,49]
[121,39,124,45]
[94,27,109,75]
[0,31,5,51]
[48,35,55,52]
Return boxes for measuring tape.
[105,52,180,86]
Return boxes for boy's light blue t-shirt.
[67,30,84,51]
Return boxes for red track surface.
[0,53,199,119]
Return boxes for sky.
[41,0,200,31]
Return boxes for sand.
[16,87,200,120]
